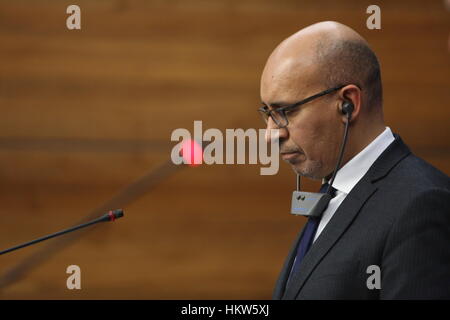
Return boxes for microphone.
[0,209,124,256]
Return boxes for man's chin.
[290,160,323,180]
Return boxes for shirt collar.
[326,127,395,194]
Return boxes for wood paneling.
[0,0,449,299]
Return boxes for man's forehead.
[260,57,318,104]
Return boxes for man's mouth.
[281,151,301,161]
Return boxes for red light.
[180,139,203,167]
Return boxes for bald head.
[262,21,382,111]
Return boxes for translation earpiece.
[341,101,354,118]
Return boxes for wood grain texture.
[0,0,449,299]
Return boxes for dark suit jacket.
[273,134,450,299]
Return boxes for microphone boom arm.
[0,209,123,256]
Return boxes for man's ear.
[338,85,362,124]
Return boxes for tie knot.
[319,182,337,197]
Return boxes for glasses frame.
[258,84,353,128]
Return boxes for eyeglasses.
[258,85,347,128]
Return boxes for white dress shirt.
[313,127,395,242]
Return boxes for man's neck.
[339,123,386,172]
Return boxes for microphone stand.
[0,159,179,289]
[0,140,209,289]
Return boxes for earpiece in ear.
[341,101,354,117]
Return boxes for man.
[259,21,450,299]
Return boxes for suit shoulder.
[386,152,450,192]
[370,152,450,222]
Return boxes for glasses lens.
[259,109,269,124]
[272,110,287,128]
[258,108,288,128]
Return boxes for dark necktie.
[288,182,337,281]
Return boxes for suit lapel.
[281,134,411,299]
[272,226,306,299]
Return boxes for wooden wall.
[0,0,449,299]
